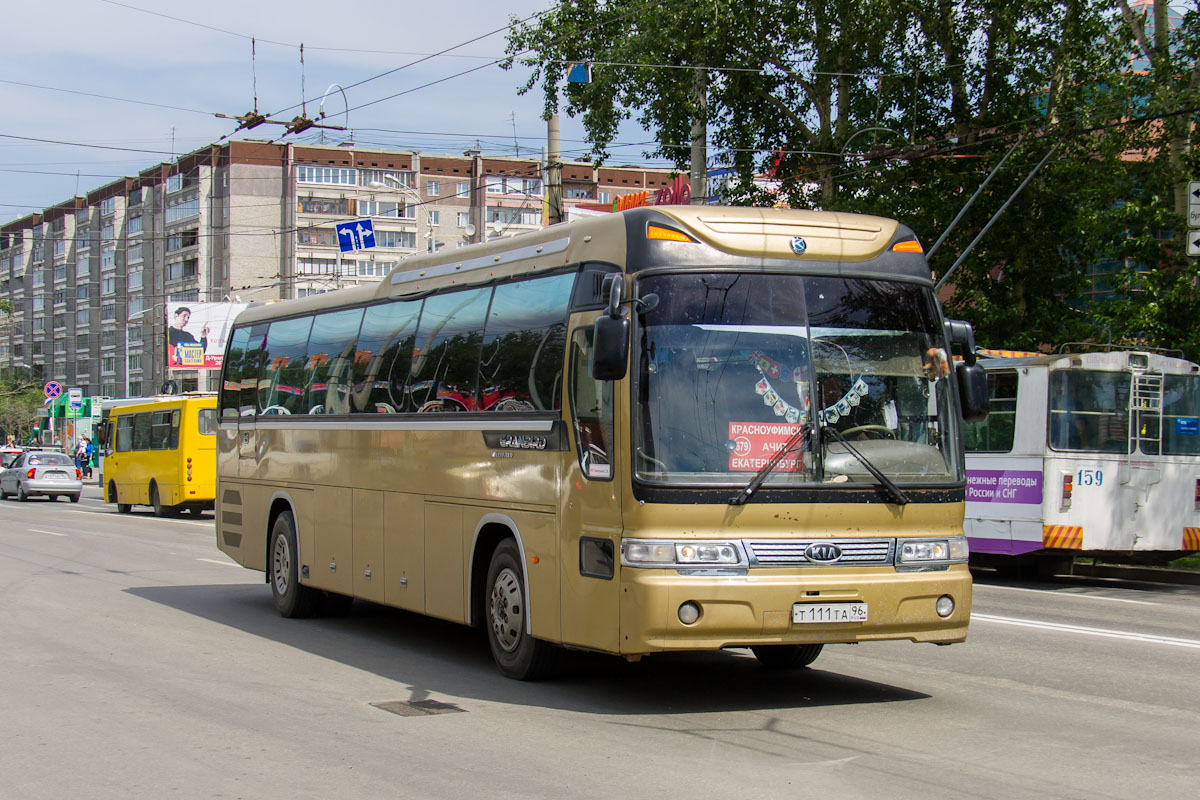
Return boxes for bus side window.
[963,371,1018,452]
[169,409,181,449]
[116,415,134,453]
[407,287,491,412]
[481,273,575,412]
[150,410,172,450]
[221,326,252,419]
[301,307,364,415]
[569,327,614,481]
[352,300,423,413]
[133,412,152,451]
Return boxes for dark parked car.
[0,449,83,502]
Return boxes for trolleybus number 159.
[793,603,869,623]
[1077,468,1104,487]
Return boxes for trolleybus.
[963,346,1200,574]
[215,205,988,679]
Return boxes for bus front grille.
[745,539,895,567]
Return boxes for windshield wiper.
[729,424,810,506]
[823,427,911,505]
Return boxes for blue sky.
[0,0,665,223]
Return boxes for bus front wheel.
[111,481,131,513]
[270,511,319,619]
[485,539,556,680]
[750,643,824,670]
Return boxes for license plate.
[44,471,68,480]
[792,602,868,623]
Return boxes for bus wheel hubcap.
[273,536,290,595]
[490,567,523,653]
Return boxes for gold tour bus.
[215,205,988,680]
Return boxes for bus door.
[559,326,623,651]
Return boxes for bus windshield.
[634,273,960,487]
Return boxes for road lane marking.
[972,613,1200,649]
[27,528,66,537]
[974,583,1158,606]
[197,557,241,568]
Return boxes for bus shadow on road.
[127,583,930,715]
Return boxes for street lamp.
[125,302,167,398]
[368,175,434,257]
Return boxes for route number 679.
[1077,468,1103,486]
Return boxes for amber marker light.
[646,225,694,243]
[892,240,923,253]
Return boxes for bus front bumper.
[617,565,972,654]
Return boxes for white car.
[0,449,83,502]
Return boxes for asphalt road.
[1,484,1197,799]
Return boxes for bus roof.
[979,350,1199,373]
[232,205,929,327]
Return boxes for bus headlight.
[622,539,744,567]
[897,537,969,565]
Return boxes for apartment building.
[0,140,682,398]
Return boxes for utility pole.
[689,69,707,205]
[546,115,564,224]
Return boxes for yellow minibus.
[98,394,218,516]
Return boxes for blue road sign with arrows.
[336,219,376,252]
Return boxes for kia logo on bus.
[790,236,807,255]
[805,543,842,563]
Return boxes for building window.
[297,227,337,246]
[359,169,413,188]
[565,187,591,199]
[128,354,142,371]
[76,254,90,277]
[100,197,116,215]
[360,199,413,219]
[598,191,610,204]
[102,357,116,374]
[129,296,144,316]
[127,243,142,263]
[360,260,394,277]
[76,285,89,300]
[33,295,44,312]
[53,240,66,258]
[166,229,198,252]
[428,210,440,225]
[101,303,116,321]
[128,215,143,234]
[76,310,89,326]
[427,180,440,196]
[33,317,45,332]
[53,315,65,330]
[101,248,116,270]
[377,230,416,249]
[296,287,329,298]
[53,265,66,283]
[76,334,89,350]
[457,212,470,227]
[298,197,352,215]
[127,187,143,206]
[167,174,183,193]
[128,268,142,290]
[53,289,66,306]
[101,223,114,241]
[456,182,470,197]
[101,277,116,295]
[297,165,358,185]
[166,259,198,281]
[165,194,200,223]
[297,257,354,275]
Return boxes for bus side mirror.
[591,315,630,380]
[96,424,108,448]
[957,362,989,422]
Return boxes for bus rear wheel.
[270,510,319,618]
[150,483,173,517]
[750,643,824,670]
[485,539,556,680]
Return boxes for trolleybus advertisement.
[166,302,247,371]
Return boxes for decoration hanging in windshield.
[752,350,869,427]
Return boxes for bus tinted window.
[353,300,423,413]
[221,326,252,418]
[1048,370,1129,452]
[407,288,491,412]
[116,415,134,452]
[133,412,152,451]
[481,273,574,412]
[302,307,364,415]
[963,372,1018,452]
[259,316,313,415]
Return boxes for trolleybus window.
[1048,370,1129,452]
[1161,375,1200,455]
[963,372,1018,452]
[634,273,958,486]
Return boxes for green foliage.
[0,373,43,445]
[508,1,1200,358]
